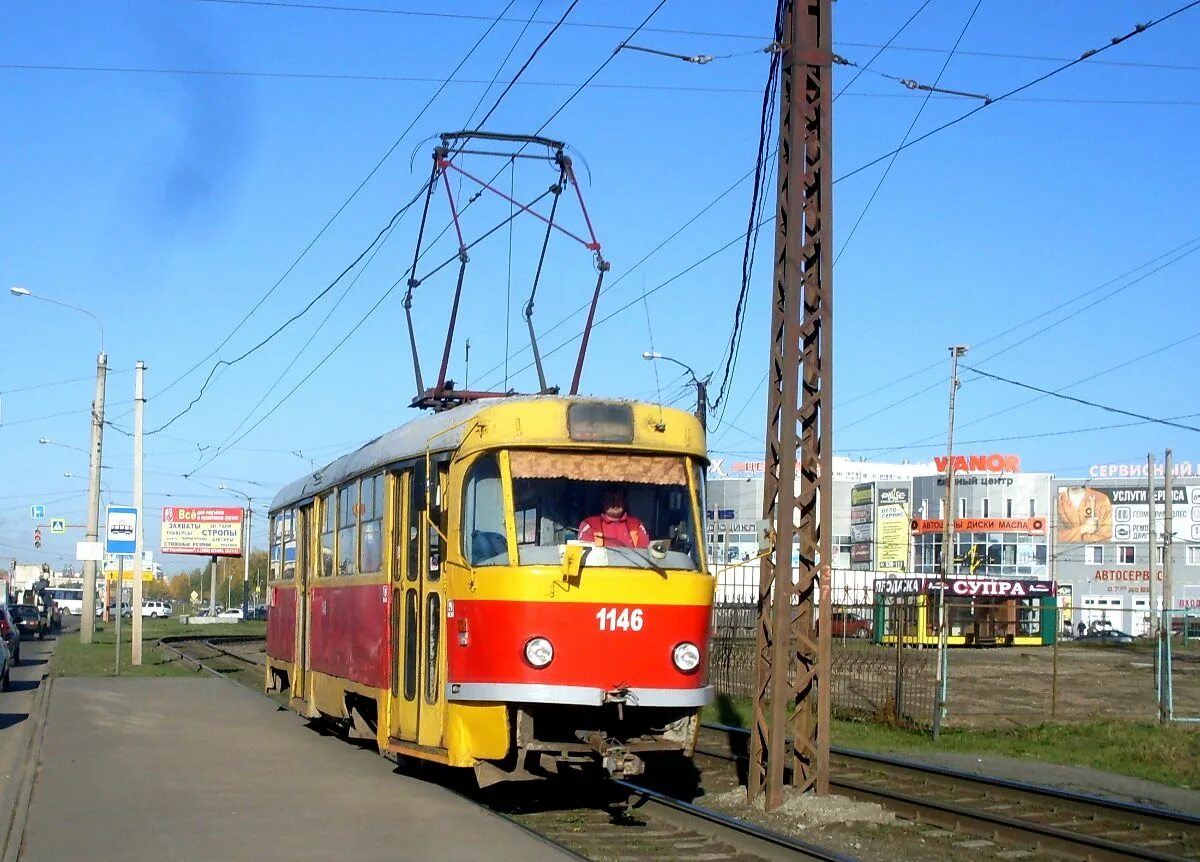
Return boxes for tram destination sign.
[161,507,245,557]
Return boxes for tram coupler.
[575,731,646,777]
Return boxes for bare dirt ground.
[943,642,1200,726]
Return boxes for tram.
[265,396,713,783]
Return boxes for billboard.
[161,507,245,557]
[875,486,910,571]
[1055,485,1200,544]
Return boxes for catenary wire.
[144,0,522,428]
[836,2,1200,184]
[834,0,983,266]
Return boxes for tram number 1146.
[596,607,644,631]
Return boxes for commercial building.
[704,452,1200,642]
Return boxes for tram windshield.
[466,450,702,571]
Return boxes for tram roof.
[268,395,701,511]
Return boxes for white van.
[46,588,84,616]
[141,601,173,619]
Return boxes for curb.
[1,674,53,862]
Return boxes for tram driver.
[577,487,650,549]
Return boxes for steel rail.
[614,780,860,862]
[701,722,1200,862]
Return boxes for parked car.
[828,611,873,639]
[246,605,267,621]
[0,638,10,692]
[8,604,48,640]
[217,608,244,620]
[141,601,173,619]
[0,606,20,665]
[1077,628,1136,645]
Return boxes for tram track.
[701,722,1200,862]
[164,635,858,860]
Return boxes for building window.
[938,499,945,519]
[1028,498,1036,517]
[1119,545,1135,564]
[1156,545,1166,565]
[920,499,928,518]
[1188,547,1200,566]
[1005,498,1014,518]
[1085,545,1104,564]
[981,499,990,518]
[834,534,852,568]
[959,498,967,518]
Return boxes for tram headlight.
[672,642,701,673]
[524,636,554,668]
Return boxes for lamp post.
[219,485,253,620]
[641,351,710,431]
[13,286,107,644]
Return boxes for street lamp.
[642,351,710,431]
[12,286,108,644]
[219,484,254,620]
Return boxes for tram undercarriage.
[475,704,700,786]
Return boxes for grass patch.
[51,618,266,679]
[704,694,1200,789]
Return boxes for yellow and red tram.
[265,397,713,782]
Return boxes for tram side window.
[462,454,509,566]
[338,485,358,576]
[270,514,282,580]
[361,474,384,573]
[320,493,335,577]
[282,511,296,579]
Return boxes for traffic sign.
[76,541,103,562]
[30,504,45,520]
[50,518,66,534]
[105,506,138,556]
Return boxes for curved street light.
[12,285,109,643]
[10,286,105,353]
[642,351,710,431]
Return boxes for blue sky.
[3,0,1198,571]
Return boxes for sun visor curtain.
[507,451,687,485]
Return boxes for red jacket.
[577,513,649,549]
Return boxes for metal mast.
[749,0,834,808]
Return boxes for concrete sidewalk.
[16,677,575,861]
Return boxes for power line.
[185,2,675,470]
[145,1,522,424]
[834,0,983,265]
[963,365,1200,433]
[836,2,1200,184]
[182,0,765,41]
[834,0,935,100]
[707,0,782,423]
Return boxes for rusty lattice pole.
[748,0,833,809]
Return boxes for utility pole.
[934,345,967,740]
[81,351,108,644]
[132,361,145,665]
[242,505,252,619]
[1147,453,1156,639]
[749,0,833,808]
[209,555,219,617]
[1162,449,1174,723]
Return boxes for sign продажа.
[161,507,244,557]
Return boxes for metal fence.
[709,599,1200,730]
[709,601,936,729]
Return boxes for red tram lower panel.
[266,588,296,663]
[446,599,712,706]
[308,584,390,690]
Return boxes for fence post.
[1051,620,1059,719]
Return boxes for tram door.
[417,461,449,749]
[389,469,417,741]
[292,504,313,701]
[388,462,448,749]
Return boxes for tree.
[167,574,192,602]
